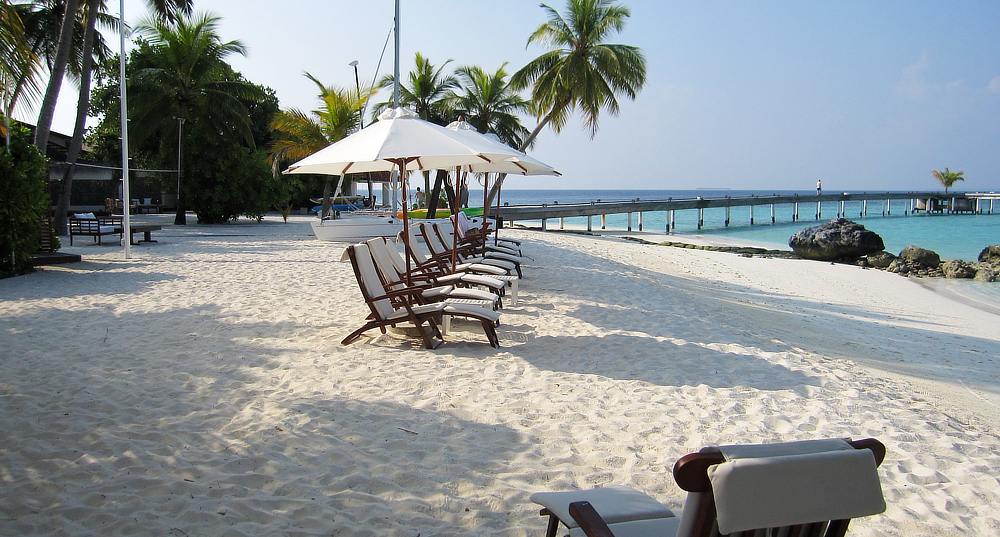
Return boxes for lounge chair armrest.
[569,502,617,537]
[370,286,428,302]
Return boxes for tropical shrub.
[0,124,50,277]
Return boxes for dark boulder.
[788,219,885,261]
[899,246,941,267]
[979,245,1000,265]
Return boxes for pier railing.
[494,191,998,232]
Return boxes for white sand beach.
[2,213,999,536]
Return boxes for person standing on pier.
[816,179,822,195]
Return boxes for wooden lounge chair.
[372,236,508,298]
[399,229,521,304]
[364,237,500,310]
[420,222,522,278]
[531,437,886,537]
[342,243,501,349]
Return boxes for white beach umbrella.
[284,108,493,176]
[443,120,561,268]
[283,108,500,283]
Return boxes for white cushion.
[98,225,117,234]
[530,485,675,528]
[75,212,96,220]
[708,449,885,534]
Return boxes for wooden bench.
[68,215,123,246]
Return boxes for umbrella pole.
[398,161,411,286]
[452,169,463,272]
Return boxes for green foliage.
[512,0,647,146]
[932,168,965,193]
[185,139,284,224]
[375,52,458,125]
[0,124,49,277]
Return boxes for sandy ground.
[1,213,998,536]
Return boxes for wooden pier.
[493,192,999,232]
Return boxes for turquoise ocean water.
[487,189,1000,312]
[360,187,1000,310]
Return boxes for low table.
[129,224,162,244]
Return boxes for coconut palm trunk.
[33,0,80,152]
[53,0,100,236]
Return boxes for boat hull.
[310,216,403,243]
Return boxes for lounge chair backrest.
[709,448,884,534]
[418,223,445,255]
[365,238,403,283]
[673,438,886,537]
[348,243,396,320]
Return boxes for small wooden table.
[129,224,162,244]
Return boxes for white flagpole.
[119,0,131,259]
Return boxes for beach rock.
[979,245,1000,265]
[788,218,885,261]
[941,260,976,279]
[974,266,998,282]
[899,245,941,267]
[866,251,896,269]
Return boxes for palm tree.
[511,0,646,150]
[130,11,262,225]
[1,0,40,145]
[376,53,460,210]
[375,52,457,125]
[30,0,190,156]
[450,63,531,149]
[268,72,370,219]
[482,0,645,209]
[932,168,965,193]
[448,63,531,215]
[30,0,79,152]
[52,0,186,234]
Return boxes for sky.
[23,0,1000,192]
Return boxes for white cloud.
[989,76,1000,95]
[894,54,930,102]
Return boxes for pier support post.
[587,215,592,232]
[627,212,632,232]
[668,210,675,233]
[816,201,822,220]
[541,218,547,231]
[697,208,704,229]
[601,214,606,230]
[770,204,775,223]
[839,200,845,217]
[749,205,754,225]
[638,211,643,231]
[862,200,867,217]
[559,217,564,230]
[794,203,799,221]
[725,206,730,226]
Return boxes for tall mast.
[393,0,400,108]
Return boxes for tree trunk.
[53,0,100,236]
[427,169,446,218]
[33,0,82,152]
[484,110,556,211]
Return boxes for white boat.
[310,211,403,243]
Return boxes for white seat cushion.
[530,485,676,528]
